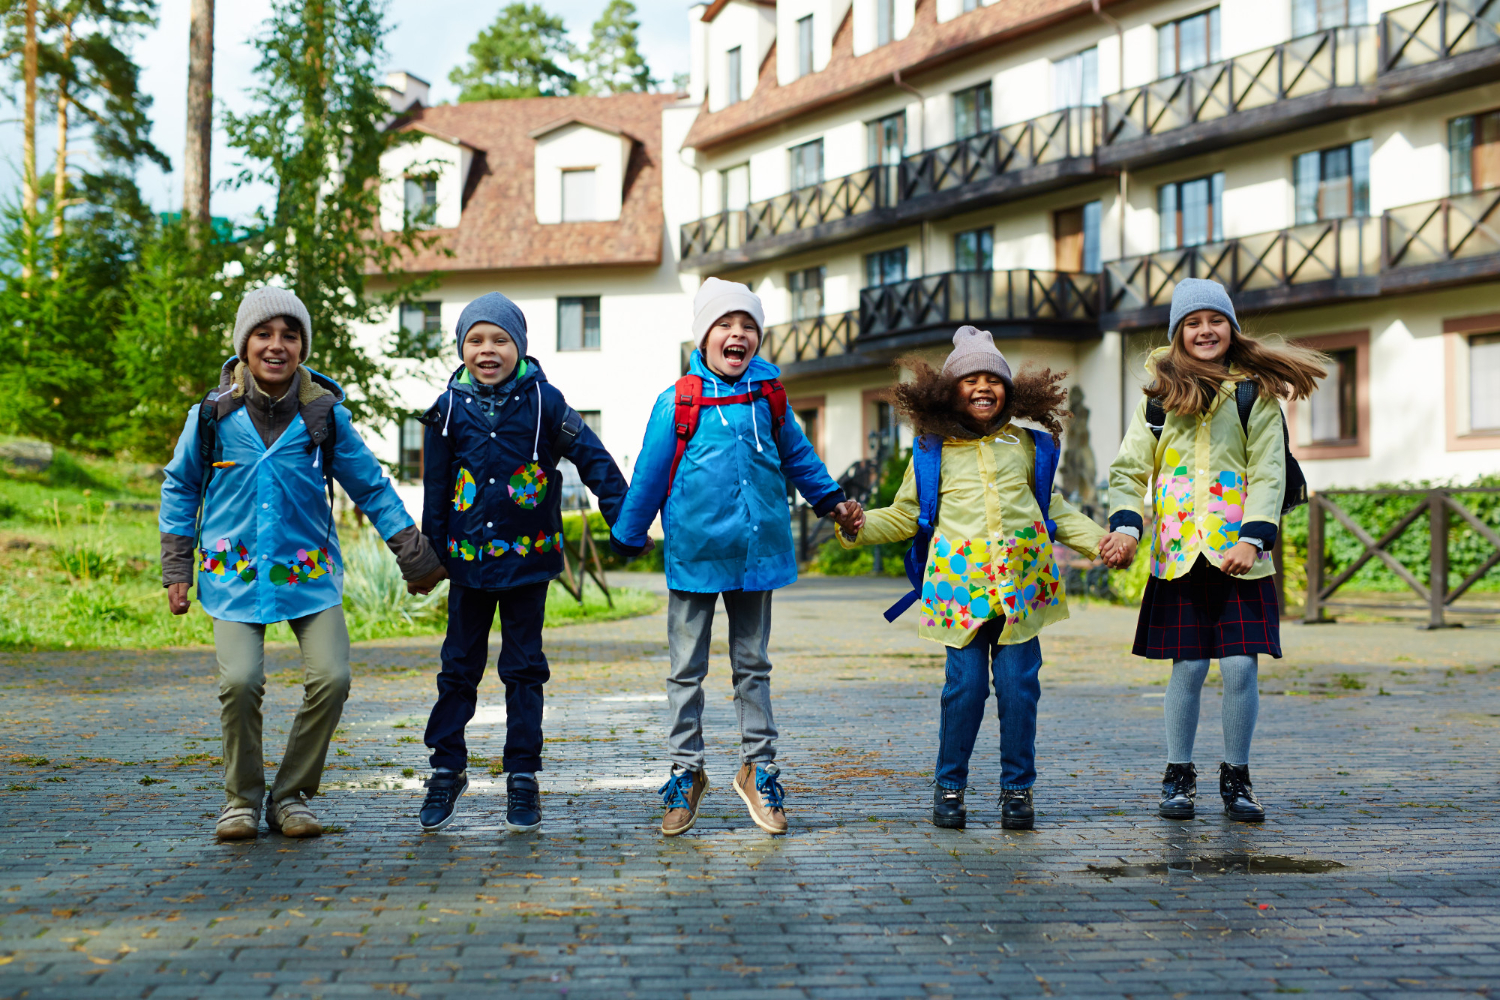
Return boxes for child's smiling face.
[704,311,760,380]
[1178,310,1233,362]
[955,373,1007,430]
[245,316,302,393]
[462,322,519,384]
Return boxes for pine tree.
[581,0,653,95]
[448,2,578,101]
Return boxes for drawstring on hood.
[441,387,455,437]
[707,368,764,452]
[532,389,542,461]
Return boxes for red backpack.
[667,375,788,495]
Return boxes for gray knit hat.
[1168,278,1239,341]
[941,325,1013,390]
[234,286,313,360]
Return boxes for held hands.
[832,500,865,538]
[406,564,449,596]
[167,582,191,615]
[1219,540,1260,577]
[1098,532,1138,569]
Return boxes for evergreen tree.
[581,0,653,95]
[449,2,578,101]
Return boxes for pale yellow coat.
[843,424,1107,649]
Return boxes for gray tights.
[1164,655,1259,766]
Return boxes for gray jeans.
[212,606,351,809]
[666,589,776,773]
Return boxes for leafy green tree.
[223,0,438,427]
[580,0,653,94]
[449,2,578,101]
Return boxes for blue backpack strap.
[884,434,943,623]
[1029,428,1059,540]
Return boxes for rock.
[0,439,53,470]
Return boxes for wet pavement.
[2,575,1499,999]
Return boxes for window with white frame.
[797,15,814,77]
[721,163,750,211]
[953,83,993,141]
[727,46,743,104]
[1055,202,1102,273]
[399,416,425,482]
[1292,0,1366,36]
[403,175,437,228]
[867,113,905,167]
[1159,173,1225,250]
[962,0,980,11]
[1472,333,1500,432]
[1309,348,1359,444]
[789,139,824,190]
[1053,46,1099,110]
[954,228,993,271]
[561,168,597,222]
[397,301,443,358]
[789,266,825,321]
[877,0,895,45]
[557,296,601,351]
[1159,7,1220,77]
[865,247,908,287]
[1450,109,1500,195]
[1294,139,1371,223]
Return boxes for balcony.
[679,108,1101,270]
[1383,186,1500,289]
[1100,27,1379,169]
[861,269,1100,346]
[760,311,859,370]
[1101,217,1380,329]
[1380,0,1500,92]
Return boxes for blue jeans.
[935,620,1043,791]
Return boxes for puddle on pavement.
[1087,854,1346,877]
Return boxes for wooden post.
[183,0,215,227]
[1303,493,1327,623]
[1427,489,1450,629]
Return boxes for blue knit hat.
[1168,278,1239,341]
[456,292,528,358]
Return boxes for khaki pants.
[213,606,351,809]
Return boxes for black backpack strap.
[1144,397,1166,440]
[552,407,585,459]
[1235,380,1257,436]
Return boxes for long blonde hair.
[1146,328,1329,416]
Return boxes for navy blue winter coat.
[421,360,627,591]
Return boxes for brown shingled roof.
[383,92,679,274]
[683,0,1119,152]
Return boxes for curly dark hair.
[891,355,1069,442]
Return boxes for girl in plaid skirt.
[1101,279,1328,824]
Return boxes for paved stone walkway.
[2,576,1499,999]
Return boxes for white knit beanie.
[692,277,764,348]
[233,286,313,360]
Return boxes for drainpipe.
[1093,0,1132,446]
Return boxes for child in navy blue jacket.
[417,293,628,834]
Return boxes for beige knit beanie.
[941,325,1014,390]
[692,277,764,348]
[234,286,313,360]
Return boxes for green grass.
[0,444,659,651]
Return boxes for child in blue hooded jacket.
[416,292,629,835]
[160,287,445,842]
[611,278,863,837]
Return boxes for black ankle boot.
[505,772,542,833]
[1219,763,1265,823]
[999,788,1034,830]
[1159,762,1196,819]
[932,786,966,829]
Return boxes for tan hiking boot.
[732,762,787,835]
[266,792,323,838]
[215,803,260,841]
[658,768,709,837]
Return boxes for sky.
[3,0,692,222]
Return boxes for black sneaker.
[1219,763,1266,823]
[419,769,468,832]
[1159,762,1197,819]
[932,786,966,830]
[505,772,542,833]
[1000,788,1034,830]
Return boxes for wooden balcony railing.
[679,168,895,260]
[1381,0,1500,72]
[860,269,1099,340]
[1384,186,1500,271]
[1103,217,1379,317]
[899,107,1096,201]
[1102,27,1376,148]
[759,311,859,368]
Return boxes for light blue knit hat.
[1168,278,1239,341]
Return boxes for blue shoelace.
[658,771,693,809]
[756,766,786,810]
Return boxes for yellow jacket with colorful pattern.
[842,424,1107,649]
[1108,360,1286,582]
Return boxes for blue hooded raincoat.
[611,351,844,593]
[159,364,416,625]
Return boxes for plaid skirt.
[1133,556,1282,661]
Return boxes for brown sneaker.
[659,768,709,837]
[215,803,260,841]
[732,762,787,835]
[266,792,323,838]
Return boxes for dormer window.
[727,47,743,104]
[877,0,894,45]
[562,168,598,222]
[404,175,437,227]
[797,16,814,77]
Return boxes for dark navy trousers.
[425,581,550,773]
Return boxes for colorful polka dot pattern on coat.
[508,463,548,509]
[197,538,256,583]
[920,526,1061,638]
[452,468,477,511]
[268,548,331,586]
